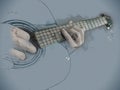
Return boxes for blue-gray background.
[0,0,120,90]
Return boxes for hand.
[61,21,85,48]
[10,27,37,60]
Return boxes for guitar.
[3,13,112,69]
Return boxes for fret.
[102,17,107,24]
[97,17,103,26]
[93,18,98,28]
[79,21,86,31]
[99,17,103,25]
[100,17,106,25]
[90,19,96,28]
[34,14,112,48]
[97,17,104,26]
[87,19,93,29]
[83,20,89,31]
[95,17,99,26]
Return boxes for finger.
[76,30,84,46]
[61,29,78,48]
[72,26,85,45]
[10,29,19,42]
[12,27,30,40]
[11,28,17,41]
[68,20,73,27]
[73,25,84,32]
[69,28,81,42]
[10,49,26,60]
[14,37,37,53]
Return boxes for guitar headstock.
[100,14,113,30]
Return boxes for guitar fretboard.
[34,14,111,48]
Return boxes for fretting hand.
[61,21,85,48]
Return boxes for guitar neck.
[34,14,112,48]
